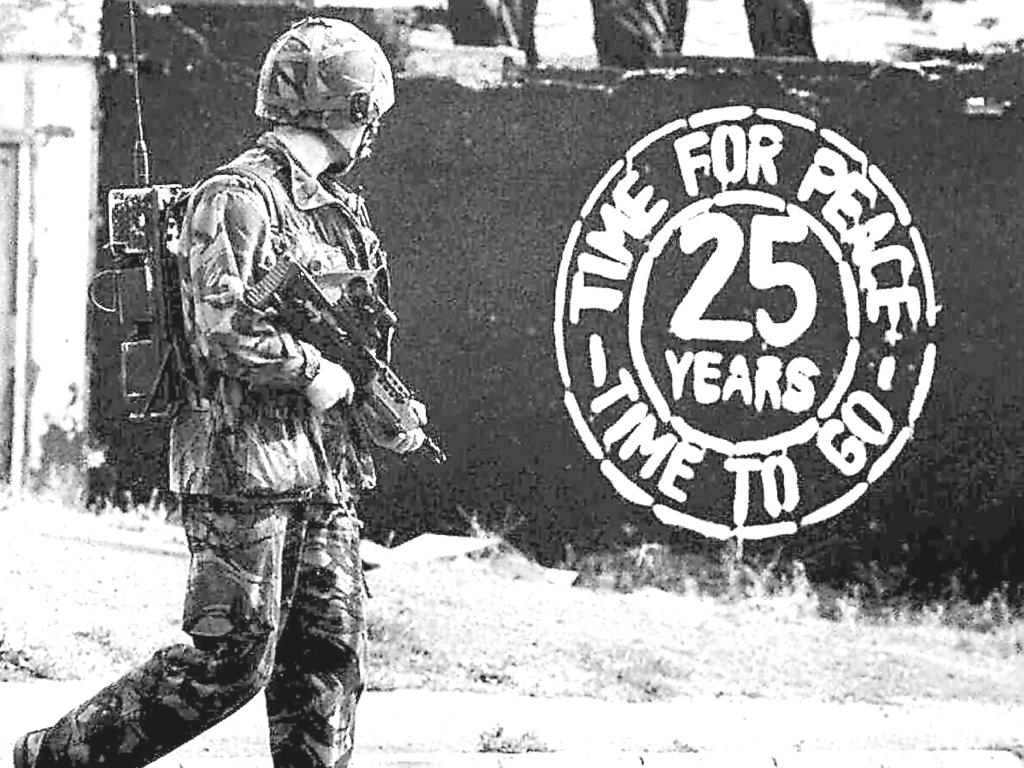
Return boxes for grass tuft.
[3,489,1024,705]
[669,740,700,753]
[477,725,551,754]
[570,540,1024,633]
[0,632,56,680]
[572,542,820,613]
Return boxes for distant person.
[448,0,540,66]
[588,0,815,67]
[13,16,428,768]
[744,0,817,58]
[590,0,687,69]
[448,0,816,69]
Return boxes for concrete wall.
[0,0,102,491]
[93,2,1024,596]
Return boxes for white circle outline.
[627,193,859,458]
[552,106,938,538]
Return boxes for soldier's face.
[322,120,381,175]
[319,126,357,174]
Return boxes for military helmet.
[255,17,395,130]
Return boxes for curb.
[172,751,1024,767]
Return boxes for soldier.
[13,16,425,768]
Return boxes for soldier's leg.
[520,0,539,66]
[590,0,679,69]
[779,0,817,58]
[448,0,511,47]
[27,632,276,768]
[666,0,688,54]
[265,505,366,768]
[18,496,291,768]
[743,0,817,58]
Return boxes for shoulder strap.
[212,162,286,232]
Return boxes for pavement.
[1,681,1022,767]
[2,504,1023,767]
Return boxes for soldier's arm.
[185,176,323,390]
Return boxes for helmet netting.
[255,18,395,128]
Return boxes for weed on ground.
[2,495,1022,705]
[477,725,551,754]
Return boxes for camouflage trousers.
[27,495,368,768]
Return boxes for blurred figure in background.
[589,0,688,68]
[744,0,817,57]
[447,0,816,68]
[448,0,540,65]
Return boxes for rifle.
[243,255,446,464]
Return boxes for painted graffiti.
[554,106,939,541]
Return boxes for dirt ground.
[3,502,1022,708]
[2,504,1024,760]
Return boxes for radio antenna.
[127,0,151,185]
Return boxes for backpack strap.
[212,162,285,233]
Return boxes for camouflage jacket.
[169,132,392,504]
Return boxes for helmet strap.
[319,115,379,177]
[354,119,380,161]
[350,91,372,125]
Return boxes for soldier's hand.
[409,399,427,426]
[371,426,426,455]
[305,359,355,411]
[370,399,426,454]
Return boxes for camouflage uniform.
[169,130,389,503]
[19,131,388,768]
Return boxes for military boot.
[12,730,44,768]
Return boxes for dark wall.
[94,0,1024,597]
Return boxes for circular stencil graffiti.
[553,106,940,540]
